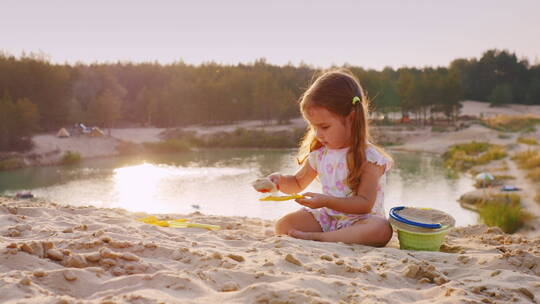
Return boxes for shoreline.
[2,100,540,168]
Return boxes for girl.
[270,69,393,247]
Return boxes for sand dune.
[1,197,539,303]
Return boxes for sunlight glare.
[113,163,172,213]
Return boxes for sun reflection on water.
[113,163,173,213]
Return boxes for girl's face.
[304,106,354,149]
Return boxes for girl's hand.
[295,192,329,209]
[267,172,282,191]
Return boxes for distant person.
[269,69,394,246]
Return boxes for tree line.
[0,49,539,151]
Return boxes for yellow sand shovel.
[259,194,304,201]
[137,216,220,230]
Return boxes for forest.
[1,49,539,151]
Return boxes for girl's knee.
[274,215,292,235]
[275,210,322,236]
[372,218,393,247]
[359,217,392,247]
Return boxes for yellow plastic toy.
[259,194,304,201]
[137,216,220,230]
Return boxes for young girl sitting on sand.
[270,69,394,247]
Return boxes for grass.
[116,141,143,155]
[526,168,540,182]
[443,142,507,172]
[517,137,538,145]
[163,127,305,149]
[497,133,511,139]
[379,139,404,147]
[478,200,531,234]
[60,151,81,165]
[0,157,25,170]
[445,168,459,179]
[431,126,448,132]
[119,127,307,156]
[512,149,540,208]
[512,149,540,170]
[472,174,515,188]
[460,192,521,207]
[482,114,540,132]
[143,139,191,153]
[206,128,305,148]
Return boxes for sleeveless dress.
[304,144,393,232]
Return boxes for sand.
[460,100,540,117]
[1,196,539,303]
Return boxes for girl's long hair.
[297,69,392,195]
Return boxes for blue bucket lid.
[389,206,443,229]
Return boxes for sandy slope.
[460,100,540,117]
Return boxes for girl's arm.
[296,162,384,214]
[269,161,317,194]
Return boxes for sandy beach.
[1,197,539,303]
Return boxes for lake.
[0,149,478,226]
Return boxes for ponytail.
[347,93,371,195]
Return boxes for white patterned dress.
[304,144,393,232]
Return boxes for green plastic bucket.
[389,206,455,251]
[394,225,452,251]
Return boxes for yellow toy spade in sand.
[259,194,304,201]
[137,216,220,231]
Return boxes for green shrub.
[0,157,25,170]
[379,140,403,147]
[517,137,538,145]
[143,139,191,153]
[512,149,540,170]
[116,141,143,155]
[460,192,521,207]
[200,128,303,148]
[162,127,304,149]
[160,129,204,146]
[431,126,448,132]
[526,168,540,182]
[443,142,506,171]
[445,168,459,179]
[478,201,530,234]
[473,174,515,188]
[60,151,81,165]
[483,114,540,132]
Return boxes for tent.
[89,127,105,137]
[57,128,70,138]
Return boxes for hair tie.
[352,96,361,105]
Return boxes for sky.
[1,0,539,70]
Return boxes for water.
[0,149,478,226]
